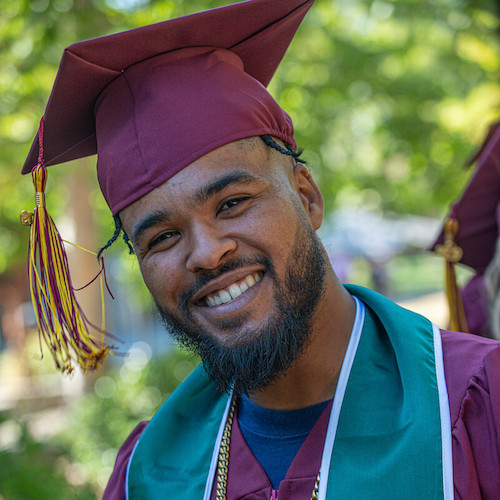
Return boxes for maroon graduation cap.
[22,0,314,214]
[433,123,500,273]
[432,121,500,331]
[20,0,314,374]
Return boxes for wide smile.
[189,266,267,321]
[204,272,263,307]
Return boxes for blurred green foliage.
[0,346,198,498]
[0,0,499,275]
[0,417,96,499]
[56,345,198,493]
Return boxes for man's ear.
[293,164,324,230]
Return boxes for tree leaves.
[1,0,498,274]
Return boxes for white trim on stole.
[432,322,454,500]
[317,297,365,500]
[125,439,140,500]
[203,390,234,500]
[318,317,454,499]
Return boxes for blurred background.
[0,0,498,497]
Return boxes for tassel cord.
[436,215,469,333]
[30,210,82,367]
[27,163,111,373]
[29,217,71,369]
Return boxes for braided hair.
[98,136,307,257]
[260,135,307,165]
[97,214,133,260]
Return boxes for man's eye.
[148,231,178,250]
[219,197,250,213]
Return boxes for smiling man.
[21,0,500,499]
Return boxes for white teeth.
[246,275,256,287]
[205,272,262,307]
[219,290,232,304]
[228,284,243,300]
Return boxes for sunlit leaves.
[281,0,500,217]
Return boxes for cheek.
[239,204,299,262]
[139,255,184,307]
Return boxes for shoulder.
[440,329,500,498]
[102,421,149,500]
[440,329,500,422]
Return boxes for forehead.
[120,137,292,221]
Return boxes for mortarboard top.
[22,0,314,214]
[432,121,500,274]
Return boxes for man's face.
[120,137,326,394]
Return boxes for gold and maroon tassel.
[435,216,468,332]
[21,118,112,374]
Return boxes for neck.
[248,270,356,410]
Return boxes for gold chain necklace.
[215,397,321,500]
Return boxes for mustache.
[178,255,274,310]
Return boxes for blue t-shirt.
[238,395,330,489]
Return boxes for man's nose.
[185,224,237,272]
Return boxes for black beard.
[155,216,327,396]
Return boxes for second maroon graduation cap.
[22,0,314,214]
[432,121,500,333]
[433,122,500,275]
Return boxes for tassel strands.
[21,118,111,374]
[435,216,469,333]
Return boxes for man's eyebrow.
[193,171,265,206]
[131,209,171,246]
